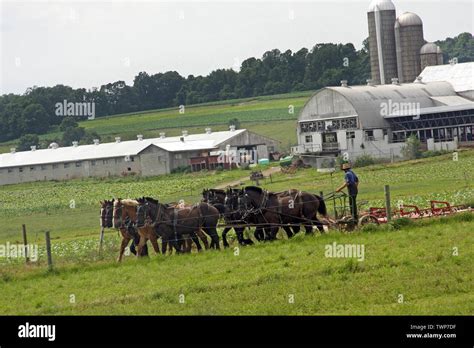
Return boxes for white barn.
[0,128,279,185]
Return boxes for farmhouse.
[0,128,279,185]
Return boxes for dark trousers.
[349,194,358,220]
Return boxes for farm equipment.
[367,200,472,223]
[279,156,309,174]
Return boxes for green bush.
[354,154,376,167]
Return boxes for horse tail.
[317,196,327,217]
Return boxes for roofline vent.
[159,132,166,139]
[182,130,188,137]
[414,76,423,84]
[30,145,37,151]
[391,77,400,85]
[205,127,212,134]
[137,134,143,141]
[93,139,100,145]
[229,125,236,132]
[72,141,79,147]
[10,147,16,154]
[115,137,121,143]
[49,142,59,149]
[340,80,348,87]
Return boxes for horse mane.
[143,196,159,204]
[121,199,139,206]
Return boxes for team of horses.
[99,186,329,261]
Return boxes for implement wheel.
[358,214,380,227]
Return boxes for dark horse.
[238,186,327,240]
[202,188,253,248]
[137,197,221,254]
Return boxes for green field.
[0,91,311,154]
[0,149,473,315]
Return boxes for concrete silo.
[394,12,424,83]
[420,42,444,71]
[367,0,398,85]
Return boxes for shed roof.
[0,129,248,169]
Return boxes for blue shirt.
[344,170,358,185]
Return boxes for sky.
[1,0,473,95]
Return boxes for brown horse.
[137,198,220,254]
[113,198,156,261]
[238,186,328,240]
[135,197,210,255]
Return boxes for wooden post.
[45,231,53,271]
[22,224,29,264]
[98,227,105,255]
[384,185,392,222]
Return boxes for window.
[53,164,59,169]
[91,160,96,166]
[175,154,182,160]
[8,168,13,173]
[64,163,70,168]
[75,162,82,167]
[130,156,134,162]
[305,135,313,143]
[346,131,355,139]
[268,146,275,153]
[30,166,35,171]
[364,130,374,141]
[103,159,108,164]
[127,167,132,171]
[41,165,47,170]
[19,167,24,173]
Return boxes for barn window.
[103,159,108,164]
[53,164,58,169]
[19,167,24,172]
[91,160,96,166]
[8,168,13,173]
[175,154,182,159]
[64,163,70,168]
[346,131,355,139]
[41,165,47,170]
[30,166,35,171]
[75,162,82,167]
[305,135,313,143]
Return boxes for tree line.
[1,33,472,145]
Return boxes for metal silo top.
[368,0,395,12]
[420,43,440,55]
[395,12,423,27]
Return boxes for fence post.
[22,224,29,264]
[98,227,105,255]
[45,231,53,271]
[384,185,392,222]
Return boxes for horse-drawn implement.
[100,185,473,260]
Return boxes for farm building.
[0,128,279,185]
[292,62,474,168]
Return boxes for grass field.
[0,91,311,154]
[0,149,473,315]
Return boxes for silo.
[420,43,443,71]
[367,0,398,85]
[394,12,424,83]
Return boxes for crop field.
[0,149,473,315]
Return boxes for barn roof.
[417,62,474,93]
[299,81,471,128]
[0,129,248,169]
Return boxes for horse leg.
[118,233,131,262]
[136,228,148,257]
[195,229,210,250]
[313,216,324,233]
[203,227,220,250]
[148,229,161,255]
[254,227,264,241]
[240,227,254,245]
[222,227,232,248]
[191,232,203,252]
[282,225,294,239]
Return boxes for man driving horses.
[336,163,359,220]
